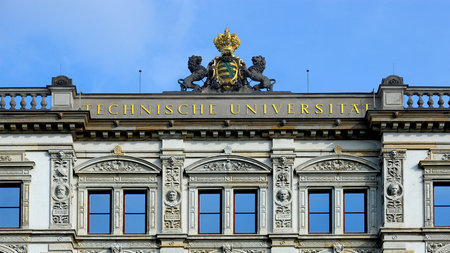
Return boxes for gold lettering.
[350,104,360,114]
[108,104,119,115]
[123,104,135,115]
[165,104,173,115]
[272,104,281,114]
[315,104,323,114]
[178,104,188,115]
[157,104,160,115]
[83,104,92,111]
[140,105,151,115]
[209,104,216,115]
[329,104,333,114]
[193,104,204,115]
[263,104,267,114]
[97,104,105,115]
[340,104,347,114]
[301,104,309,114]
[246,104,257,114]
[230,104,240,114]
[288,104,294,114]
[365,104,370,111]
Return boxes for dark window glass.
[344,191,366,233]
[309,191,331,233]
[199,191,221,234]
[434,184,450,226]
[0,185,20,228]
[234,191,256,234]
[89,192,111,234]
[124,191,146,233]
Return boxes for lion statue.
[243,56,276,91]
[178,55,207,91]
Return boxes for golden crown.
[213,28,241,55]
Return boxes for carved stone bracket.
[161,155,185,231]
[383,149,406,224]
[49,150,76,228]
[272,155,295,231]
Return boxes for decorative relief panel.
[383,150,405,224]
[162,155,184,231]
[272,155,295,231]
[427,242,450,253]
[49,150,75,227]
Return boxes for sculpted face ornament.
[178,28,276,93]
[54,184,68,200]
[276,189,292,205]
[165,190,180,206]
[387,183,402,198]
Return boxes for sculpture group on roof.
[178,28,276,93]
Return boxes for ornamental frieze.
[75,155,160,174]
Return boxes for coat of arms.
[178,28,276,93]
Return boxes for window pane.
[435,186,450,205]
[309,193,329,212]
[235,213,256,233]
[89,214,110,233]
[435,206,450,226]
[0,187,20,207]
[345,192,365,212]
[235,193,255,213]
[125,214,146,233]
[309,213,330,233]
[199,214,220,233]
[200,193,220,213]
[0,208,20,227]
[125,193,146,213]
[345,213,365,233]
[90,194,110,213]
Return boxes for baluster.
[417,92,424,108]
[438,93,444,108]
[10,94,16,110]
[20,94,27,110]
[0,95,5,109]
[406,93,413,108]
[427,93,434,108]
[41,95,48,110]
[30,94,37,110]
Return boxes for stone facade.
[0,75,449,253]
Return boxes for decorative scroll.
[162,156,184,230]
[202,160,252,171]
[383,150,405,223]
[272,156,294,230]
[50,150,75,227]
[312,160,363,171]
[427,242,450,253]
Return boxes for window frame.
[343,189,367,234]
[88,190,112,234]
[233,189,257,234]
[123,190,148,234]
[433,182,450,227]
[308,189,332,234]
[198,190,222,234]
[0,183,21,228]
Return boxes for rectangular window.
[124,191,147,234]
[344,190,366,233]
[199,191,221,234]
[309,190,331,233]
[88,191,111,234]
[234,191,257,234]
[434,184,450,226]
[0,184,21,228]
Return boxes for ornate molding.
[427,242,450,253]
[185,155,271,174]
[272,155,295,231]
[75,155,160,174]
[383,149,405,223]
[295,154,379,173]
[161,155,185,231]
[0,244,27,253]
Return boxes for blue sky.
[0,0,449,93]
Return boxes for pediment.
[75,155,160,174]
[185,155,271,174]
[295,154,379,173]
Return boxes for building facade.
[1,30,450,253]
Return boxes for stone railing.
[0,87,51,110]
[404,87,450,109]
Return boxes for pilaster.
[382,149,406,226]
[49,149,76,229]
